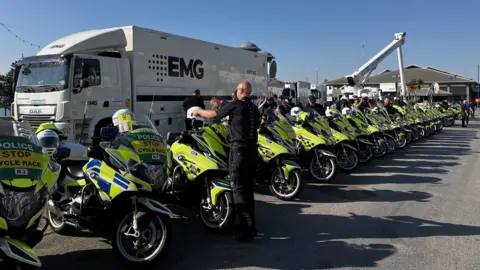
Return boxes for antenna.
[149,95,155,119]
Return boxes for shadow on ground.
[39,201,480,270]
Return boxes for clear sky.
[0,0,479,82]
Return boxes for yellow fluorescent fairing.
[84,159,137,199]
[257,134,290,163]
[0,237,41,267]
[170,141,219,181]
[26,205,47,229]
[106,145,141,166]
[210,180,232,205]
[292,126,326,151]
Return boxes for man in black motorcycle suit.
[192,80,261,241]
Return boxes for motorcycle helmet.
[186,106,204,129]
[290,106,302,117]
[37,129,59,156]
[342,107,352,115]
[112,109,137,127]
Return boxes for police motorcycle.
[0,120,61,269]
[289,107,337,183]
[323,107,360,172]
[193,108,305,201]
[377,104,409,148]
[41,111,174,265]
[160,108,236,229]
[342,107,388,158]
[363,107,396,154]
[327,107,374,164]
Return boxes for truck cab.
[12,52,131,142]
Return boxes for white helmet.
[290,106,302,117]
[186,106,203,119]
[37,129,59,156]
[342,107,351,115]
[112,109,136,127]
[361,92,369,98]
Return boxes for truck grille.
[19,115,55,130]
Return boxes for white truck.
[282,81,311,105]
[11,26,275,143]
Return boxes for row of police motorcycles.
[0,103,461,269]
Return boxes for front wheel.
[418,127,425,138]
[358,143,373,163]
[385,137,396,154]
[113,209,172,265]
[269,168,303,201]
[199,191,234,230]
[411,128,419,142]
[335,148,359,172]
[310,154,337,183]
[405,132,412,144]
[395,134,407,149]
[372,140,387,158]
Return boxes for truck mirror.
[79,79,89,89]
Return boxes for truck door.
[71,56,124,128]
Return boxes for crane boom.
[346,32,407,97]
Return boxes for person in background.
[471,101,476,119]
[210,96,224,112]
[384,96,399,115]
[192,81,260,241]
[304,95,325,116]
[355,94,370,112]
[461,100,469,127]
[259,94,278,116]
[182,89,205,130]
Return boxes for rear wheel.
[310,154,337,183]
[269,168,303,201]
[199,191,234,230]
[46,203,71,235]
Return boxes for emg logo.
[149,54,204,80]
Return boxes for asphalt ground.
[36,120,480,269]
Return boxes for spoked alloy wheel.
[199,192,234,230]
[372,139,387,157]
[335,148,359,172]
[418,127,425,138]
[269,168,303,201]
[114,209,171,265]
[385,137,396,153]
[395,134,407,149]
[358,144,373,163]
[310,154,337,182]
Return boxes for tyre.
[113,208,172,265]
[335,148,359,172]
[46,203,71,235]
[199,191,234,230]
[372,140,387,158]
[385,137,396,154]
[418,127,425,138]
[411,128,419,142]
[310,154,337,183]
[358,144,373,163]
[269,168,303,201]
[405,132,412,144]
[395,135,407,149]
[425,126,431,137]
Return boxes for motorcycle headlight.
[0,188,47,228]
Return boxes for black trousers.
[229,144,257,230]
[462,113,469,126]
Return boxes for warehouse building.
[326,65,479,101]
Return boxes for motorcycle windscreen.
[126,115,168,164]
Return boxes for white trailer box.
[12,26,270,143]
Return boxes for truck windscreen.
[16,60,70,92]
